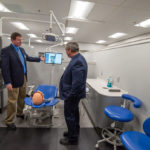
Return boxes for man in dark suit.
[59,42,88,145]
[1,32,45,129]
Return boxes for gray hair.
[65,42,79,52]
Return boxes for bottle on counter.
[107,76,112,88]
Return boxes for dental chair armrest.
[122,94,142,108]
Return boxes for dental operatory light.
[64,37,72,41]
[68,0,95,19]
[96,40,106,44]
[27,34,37,38]
[42,33,59,42]
[0,2,11,12]
[135,19,150,28]
[109,32,127,39]
[11,22,29,30]
[66,27,79,34]
[42,11,65,44]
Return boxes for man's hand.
[40,56,45,61]
[6,84,13,91]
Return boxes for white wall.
[79,43,105,52]
[84,42,150,131]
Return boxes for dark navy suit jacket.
[1,44,40,88]
[59,53,88,100]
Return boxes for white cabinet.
[83,78,127,128]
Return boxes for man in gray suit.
[59,42,88,145]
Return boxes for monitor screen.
[45,52,62,64]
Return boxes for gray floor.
[0,99,126,150]
[0,128,100,150]
[0,100,93,128]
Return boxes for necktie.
[17,48,21,59]
[17,48,23,64]
[16,48,26,73]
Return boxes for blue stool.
[121,118,150,150]
[95,94,142,150]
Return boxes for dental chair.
[23,84,59,127]
[120,117,150,150]
[95,94,142,150]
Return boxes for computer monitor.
[45,52,62,64]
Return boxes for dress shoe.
[16,114,25,119]
[6,123,16,130]
[60,137,78,145]
[63,131,80,137]
[63,131,69,137]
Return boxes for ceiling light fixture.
[68,0,95,19]
[135,19,150,28]
[0,2,11,12]
[27,34,37,38]
[64,41,68,45]
[64,37,73,41]
[66,27,79,34]
[11,22,29,30]
[96,40,106,44]
[36,40,42,43]
[109,32,127,39]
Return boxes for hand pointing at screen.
[40,56,45,61]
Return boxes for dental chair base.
[24,103,54,128]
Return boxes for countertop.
[87,78,127,97]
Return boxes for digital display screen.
[45,52,62,64]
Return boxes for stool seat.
[121,131,150,150]
[104,106,133,122]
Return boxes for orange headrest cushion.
[32,91,44,105]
